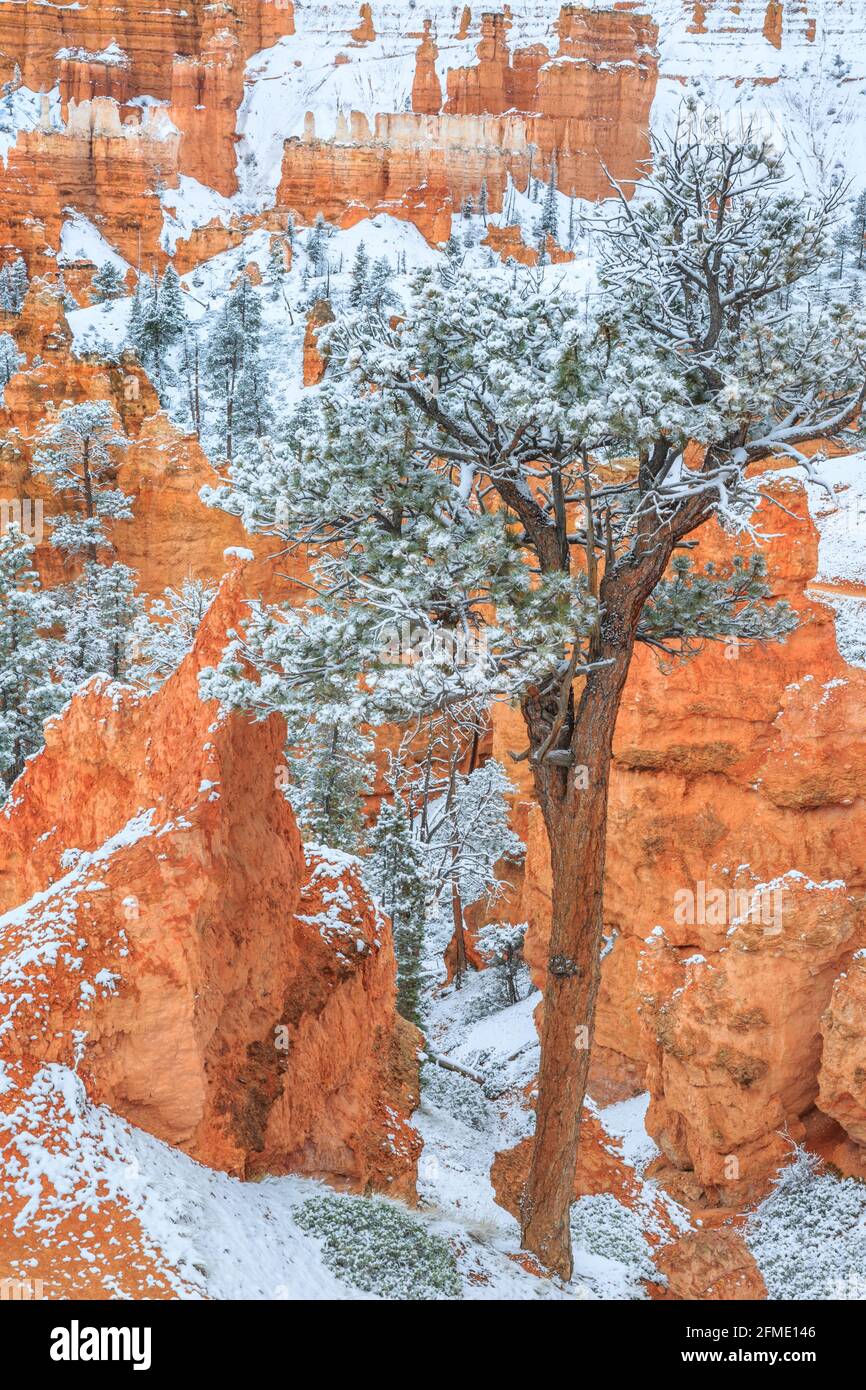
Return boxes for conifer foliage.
[0,526,63,797]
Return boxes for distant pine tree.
[0,525,63,799]
[366,795,428,1025]
[130,578,216,687]
[348,241,369,307]
[281,718,373,853]
[364,257,398,314]
[91,261,127,305]
[0,331,20,394]
[850,189,866,270]
[0,256,28,314]
[155,264,187,347]
[536,150,560,248]
[204,271,268,461]
[35,401,132,561]
[56,559,142,687]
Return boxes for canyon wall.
[0,558,420,1192]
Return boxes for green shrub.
[295,1193,461,1300]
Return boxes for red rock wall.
[0,562,419,1191]
[279,6,658,241]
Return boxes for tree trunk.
[519,643,635,1280]
[450,851,468,988]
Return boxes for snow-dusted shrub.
[570,1194,655,1300]
[421,1061,493,1134]
[295,1194,461,1300]
[746,1146,866,1299]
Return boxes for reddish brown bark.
[519,547,675,1279]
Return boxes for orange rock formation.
[0,559,420,1191]
[279,6,658,243]
[655,1228,767,1300]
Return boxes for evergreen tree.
[155,264,187,348]
[267,237,289,302]
[441,236,464,283]
[204,271,268,462]
[0,330,20,393]
[200,112,863,1277]
[127,271,158,360]
[348,241,369,308]
[130,577,216,687]
[365,257,398,314]
[10,256,28,310]
[35,402,132,559]
[0,256,28,314]
[850,189,866,270]
[281,717,374,853]
[536,150,560,247]
[55,560,142,687]
[306,213,329,277]
[366,794,428,1025]
[0,526,62,799]
[476,920,526,1006]
[478,177,489,222]
[91,261,127,305]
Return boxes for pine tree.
[0,255,28,312]
[364,257,398,314]
[204,271,267,461]
[441,236,464,284]
[35,402,132,560]
[348,240,369,307]
[10,256,28,310]
[536,149,560,248]
[366,795,428,1025]
[55,560,142,687]
[476,920,526,1006]
[127,271,157,359]
[306,213,329,277]
[0,526,62,799]
[281,717,374,853]
[267,237,289,302]
[155,264,186,348]
[478,177,489,222]
[0,257,28,314]
[130,577,216,687]
[91,261,127,305]
[200,114,862,1277]
[0,331,20,393]
[850,189,866,270]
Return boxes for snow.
[55,42,129,67]
[747,1146,866,1300]
[160,176,237,256]
[59,211,132,274]
[415,941,688,1298]
[0,83,61,164]
[754,454,866,669]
